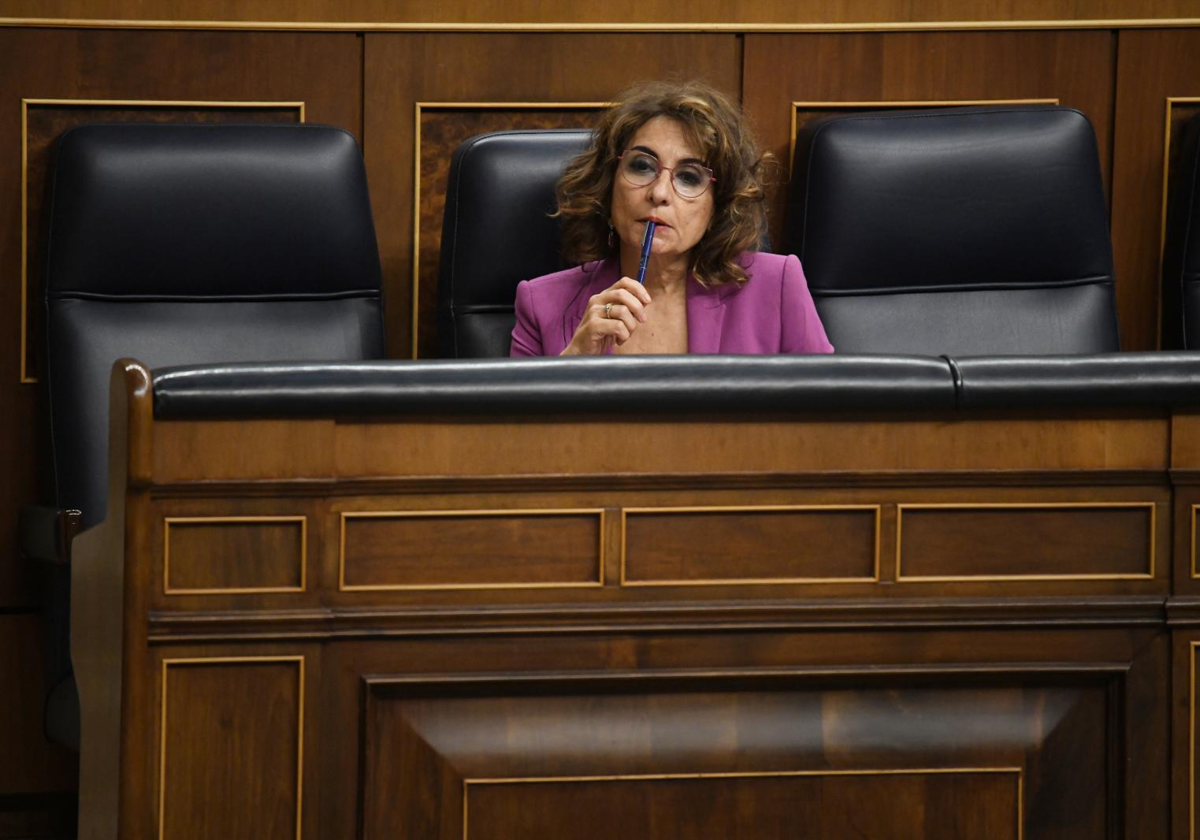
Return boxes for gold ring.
[604,303,613,318]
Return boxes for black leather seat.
[436,130,591,358]
[22,123,385,749]
[1163,110,1200,349]
[786,106,1120,355]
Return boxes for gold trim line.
[163,515,307,595]
[3,17,1200,32]
[339,507,606,591]
[159,655,305,840]
[620,504,882,587]
[894,501,1157,582]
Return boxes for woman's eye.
[630,156,657,173]
[676,167,704,187]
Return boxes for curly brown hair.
[554,80,773,287]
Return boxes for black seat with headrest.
[786,106,1119,355]
[1163,109,1200,349]
[27,122,385,748]
[437,129,591,358]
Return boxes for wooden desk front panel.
[144,626,1166,840]
[143,480,1171,615]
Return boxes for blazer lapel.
[686,276,729,354]
[562,259,621,350]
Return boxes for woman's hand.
[560,277,652,356]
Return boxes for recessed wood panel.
[897,503,1155,580]
[164,517,306,594]
[340,509,604,590]
[159,657,303,840]
[363,674,1111,840]
[464,770,1020,840]
[622,506,879,585]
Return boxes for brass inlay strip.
[463,767,1023,840]
[159,655,305,840]
[2,17,1200,32]
[1159,96,1200,348]
[19,98,305,384]
[1193,640,1199,840]
[788,98,1059,176]
[619,504,881,587]
[1193,504,1200,580]
[410,101,608,358]
[895,501,1157,582]
[163,515,307,595]
[339,507,606,591]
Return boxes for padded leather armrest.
[953,352,1200,408]
[19,505,82,564]
[152,355,957,418]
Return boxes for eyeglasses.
[617,151,716,199]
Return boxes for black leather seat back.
[46,123,385,528]
[1163,110,1200,349]
[437,130,591,358]
[787,106,1119,355]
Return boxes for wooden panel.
[159,657,303,840]
[362,674,1112,840]
[363,32,741,357]
[327,415,1167,480]
[340,509,604,590]
[1113,29,1200,350]
[0,614,77,794]
[742,30,1116,290]
[897,503,1155,580]
[164,517,306,594]
[465,771,1020,840]
[622,506,879,585]
[3,0,1200,25]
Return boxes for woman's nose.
[648,169,673,202]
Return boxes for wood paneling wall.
[0,16,1198,837]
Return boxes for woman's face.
[610,116,715,265]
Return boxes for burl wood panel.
[164,517,305,594]
[1113,29,1200,350]
[21,101,301,383]
[340,510,603,589]
[742,30,1116,296]
[363,675,1111,839]
[464,771,1020,840]
[363,32,740,357]
[159,658,302,840]
[622,506,878,585]
[897,504,1155,580]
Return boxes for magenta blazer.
[510,251,834,356]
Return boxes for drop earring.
[607,222,615,250]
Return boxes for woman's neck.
[618,249,689,296]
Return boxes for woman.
[509,80,833,357]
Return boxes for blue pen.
[635,221,657,284]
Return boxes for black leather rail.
[152,355,956,418]
[953,352,1200,408]
[152,353,1200,418]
